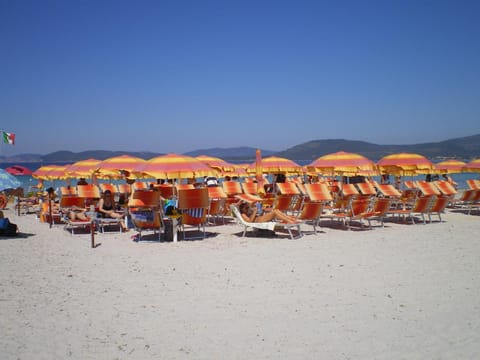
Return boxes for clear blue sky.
[1,0,479,156]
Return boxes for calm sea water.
[1,161,479,193]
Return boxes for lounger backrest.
[304,183,333,202]
[415,181,441,196]
[356,182,376,196]
[376,184,401,197]
[176,184,195,190]
[132,182,148,191]
[155,184,174,199]
[60,186,77,196]
[276,182,301,195]
[77,184,101,199]
[99,183,118,194]
[466,179,480,190]
[430,196,450,213]
[207,186,227,199]
[413,196,434,212]
[60,196,85,209]
[433,181,457,195]
[298,201,323,221]
[372,197,391,215]
[241,182,258,195]
[178,188,209,226]
[341,184,359,197]
[129,190,161,208]
[177,188,209,210]
[223,181,242,196]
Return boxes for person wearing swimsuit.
[238,201,298,224]
[98,190,127,230]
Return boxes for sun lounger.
[387,195,434,224]
[415,181,442,196]
[230,204,302,240]
[466,179,480,190]
[295,201,324,234]
[177,188,210,240]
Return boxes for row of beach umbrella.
[29,152,480,183]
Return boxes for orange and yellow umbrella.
[66,158,102,178]
[135,153,218,179]
[377,152,434,176]
[464,158,480,173]
[434,160,467,174]
[32,164,72,180]
[308,151,377,176]
[195,155,236,173]
[96,154,147,179]
[247,156,303,175]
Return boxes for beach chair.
[467,189,480,215]
[39,201,63,225]
[222,180,244,206]
[428,195,451,222]
[230,204,302,240]
[132,181,148,191]
[295,201,324,234]
[356,182,377,196]
[375,184,402,198]
[77,184,101,208]
[58,196,93,235]
[207,186,227,225]
[176,184,195,190]
[128,191,163,241]
[452,189,476,209]
[155,184,175,201]
[340,183,360,198]
[403,180,417,190]
[433,180,457,196]
[177,188,210,240]
[326,197,372,230]
[99,183,118,195]
[60,186,77,197]
[303,183,333,203]
[361,197,392,228]
[466,179,480,190]
[276,182,304,215]
[415,181,442,196]
[241,182,259,195]
[116,183,131,205]
[387,195,434,224]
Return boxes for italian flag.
[2,131,15,145]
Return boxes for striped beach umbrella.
[464,158,480,172]
[96,154,147,179]
[308,151,377,176]
[66,159,102,179]
[195,155,236,173]
[32,164,71,180]
[435,160,467,174]
[135,153,218,179]
[377,152,434,176]
[247,156,303,174]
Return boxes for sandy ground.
[1,205,480,360]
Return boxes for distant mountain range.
[1,134,479,164]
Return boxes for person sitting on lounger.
[238,201,298,224]
[98,190,127,230]
[98,190,122,217]
[68,206,90,222]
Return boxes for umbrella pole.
[91,221,95,248]
[48,192,53,228]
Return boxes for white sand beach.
[1,207,480,360]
